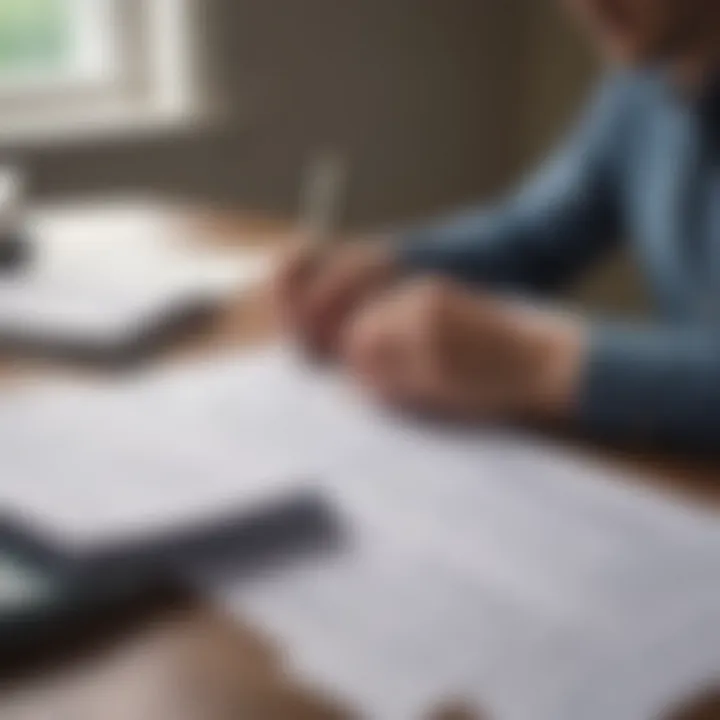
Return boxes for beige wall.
[11,1,502,226]
[11,0,596,228]
[512,0,598,169]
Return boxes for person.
[274,0,720,450]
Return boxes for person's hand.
[341,278,586,423]
[273,238,398,356]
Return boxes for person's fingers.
[272,241,323,328]
[341,287,446,409]
[342,297,393,382]
[341,295,410,400]
[299,253,372,356]
[297,244,395,357]
[342,278,509,417]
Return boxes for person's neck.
[671,16,720,92]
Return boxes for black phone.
[0,231,31,271]
[0,519,180,663]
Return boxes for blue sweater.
[401,72,720,449]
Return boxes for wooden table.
[0,202,717,720]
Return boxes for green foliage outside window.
[0,0,69,74]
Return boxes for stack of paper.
[0,203,273,356]
[0,351,324,558]
[177,350,720,720]
[0,346,718,719]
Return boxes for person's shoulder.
[594,68,663,116]
[582,69,662,148]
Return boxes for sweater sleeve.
[398,77,630,294]
[579,323,720,449]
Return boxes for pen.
[294,152,348,360]
[298,150,348,247]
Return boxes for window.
[0,0,71,80]
[0,0,112,88]
[0,0,199,144]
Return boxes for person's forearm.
[396,77,632,295]
[397,207,536,287]
[396,177,620,294]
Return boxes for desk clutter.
[0,344,718,719]
[0,200,272,362]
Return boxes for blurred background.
[0,6,717,718]
[0,0,646,310]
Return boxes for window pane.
[0,0,71,77]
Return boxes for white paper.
[28,202,274,300]
[0,346,718,719]
[0,203,273,348]
[181,349,720,720]
[0,350,316,550]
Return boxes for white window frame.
[0,0,204,146]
